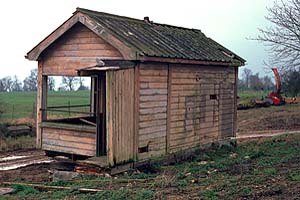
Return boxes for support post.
[96,75,101,156]
[233,67,238,137]
[36,61,48,148]
[166,64,172,153]
[90,77,96,116]
[133,64,140,162]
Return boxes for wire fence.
[0,101,91,121]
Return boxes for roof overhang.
[77,60,136,76]
[139,55,245,67]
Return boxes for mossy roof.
[76,8,245,65]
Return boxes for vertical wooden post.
[133,64,140,162]
[106,71,115,165]
[233,67,238,137]
[36,61,48,148]
[96,75,101,156]
[90,77,96,116]
[166,64,172,154]
[100,75,106,155]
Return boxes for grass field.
[2,134,300,199]
[0,91,90,121]
[0,90,269,122]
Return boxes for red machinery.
[267,68,285,105]
[255,68,285,107]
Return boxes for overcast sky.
[0,0,275,80]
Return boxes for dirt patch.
[0,164,51,183]
[238,104,300,134]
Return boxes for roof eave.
[139,55,244,67]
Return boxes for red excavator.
[254,68,286,107]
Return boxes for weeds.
[0,135,35,152]
[3,134,300,199]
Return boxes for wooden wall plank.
[137,63,168,160]
[106,68,135,165]
[168,65,235,151]
[42,127,96,156]
[42,23,123,76]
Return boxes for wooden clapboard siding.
[168,64,236,153]
[106,68,135,166]
[42,23,123,76]
[219,79,235,139]
[137,63,168,160]
[42,127,96,156]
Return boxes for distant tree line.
[0,69,89,92]
[239,68,300,96]
[238,68,274,91]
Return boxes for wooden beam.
[42,76,48,121]
[26,13,81,60]
[106,71,115,166]
[96,75,101,156]
[77,14,136,60]
[2,182,103,193]
[36,61,47,148]
[79,118,96,126]
[133,64,140,162]
[166,64,172,153]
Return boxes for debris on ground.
[0,187,14,195]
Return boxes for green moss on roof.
[76,7,245,64]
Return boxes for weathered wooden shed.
[26,8,245,167]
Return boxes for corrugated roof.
[76,8,245,65]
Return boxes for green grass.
[0,91,90,121]
[3,134,300,199]
[238,90,270,100]
[238,90,270,105]
[0,90,289,121]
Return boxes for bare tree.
[249,73,264,91]
[282,69,300,96]
[62,76,79,91]
[11,76,22,92]
[242,68,252,89]
[23,69,37,91]
[256,0,300,70]
[0,79,5,92]
[1,76,13,92]
[77,77,88,91]
[48,77,56,91]
[262,75,274,90]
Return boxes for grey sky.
[0,0,274,80]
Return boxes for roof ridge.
[76,7,203,33]
[153,22,202,33]
[76,7,146,24]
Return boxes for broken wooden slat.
[2,182,103,193]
